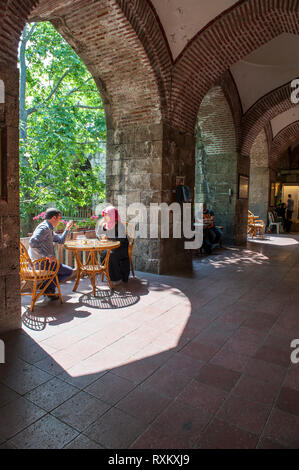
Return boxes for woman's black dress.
[98,222,130,282]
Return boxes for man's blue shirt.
[29,220,69,261]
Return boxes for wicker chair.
[20,241,63,311]
[248,219,265,239]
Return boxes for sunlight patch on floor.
[248,236,299,246]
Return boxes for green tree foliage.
[19,22,106,234]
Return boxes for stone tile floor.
[1,233,299,449]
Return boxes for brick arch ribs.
[115,0,173,118]
[270,120,299,167]
[172,0,299,134]
[242,82,294,156]
[215,71,243,152]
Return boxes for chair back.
[248,210,254,217]
[20,240,59,278]
[20,241,34,277]
[125,221,135,247]
[255,219,265,229]
[268,211,274,224]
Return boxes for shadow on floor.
[1,239,299,449]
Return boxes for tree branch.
[43,67,74,104]
[62,104,103,110]
[26,67,74,118]
[22,22,37,46]
[64,76,93,99]
[33,149,64,185]
[25,23,37,43]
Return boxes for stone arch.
[172,0,299,133]
[195,85,239,241]
[270,120,299,167]
[0,0,168,331]
[242,82,295,156]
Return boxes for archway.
[241,82,295,156]
[0,0,164,332]
[195,85,241,243]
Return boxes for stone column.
[160,123,194,273]
[106,121,195,274]
[249,167,270,223]
[0,65,21,333]
[249,129,270,225]
[235,155,250,245]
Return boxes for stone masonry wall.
[106,121,195,274]
[249,129,270,224]
[196,86,239,243]
[106,122,163,274]
[0,65,21,333]
[160,123,194,274]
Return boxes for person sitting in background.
[29,208,74,299]
[96,205,130,286]
[198,203,222,254]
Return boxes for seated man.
[29,208,74,299]
[198,203,222,254]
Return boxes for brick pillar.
[0,65,21,333]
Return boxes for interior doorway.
[282,185,299,222]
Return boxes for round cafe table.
[64,239,120,296]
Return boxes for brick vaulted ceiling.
[2,0,299,149]
[150,0,240,61]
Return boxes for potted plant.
[71,215,99,239]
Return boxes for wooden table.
[64,239,120,296]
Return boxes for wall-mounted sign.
[176,176,185,186]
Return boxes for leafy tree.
[19,21,106,235]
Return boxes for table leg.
[72,251,82,292]
[104,248,113,289]
[91,272,96,296]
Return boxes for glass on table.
[76,234,88,245]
